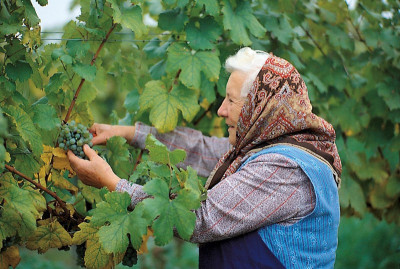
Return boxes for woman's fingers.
[91,134,106,145]
[83,144,98,160]
[67,150,85,170]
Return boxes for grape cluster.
[122,240,137,267]
[58,121,93,158]
[75,243,86,267]
[1,236,17,252]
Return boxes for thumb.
[83,144,98,160]
[67,150,80,167]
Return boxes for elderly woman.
[68,47,342,268]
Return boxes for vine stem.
[63,23,117,123]
[4,164,70,215]
[133,149,144,172]
[168,69,182,93]
[300,25,327,57]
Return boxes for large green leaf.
[0,173,41,238]
[197,0,220,16]
[32,104,59,131]
[5,60,33,82]
[142,178,200,245]
[3,106,43,156]
[145,134,186,166]
[109,1,147,37]
[91,192,150,252]
[222,0,266,45]
[166,43,220,90]
[105,136,132,179]
[139,80,200,132]
[158,8,188,32]
[186,17,222,50]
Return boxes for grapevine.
[0,0,399,268]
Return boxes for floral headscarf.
[205,54,342,189]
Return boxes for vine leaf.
[142,178,200,245]
[52,147,74,174]
[91,192,150,252]
[167,43,220,90]
[158,8,188,32]
[5,60,33,82]
[3,106,43,156]
[85,237,113,269]
[44,73,65,95]
[222,0,266,45]
[186,17,222,50]
[32,104,59,131]
[26,219,72,253]
[139,80,200,132]
[73,221,116,269]
[72,63,97,82]
[22,0,40,27]
[0,173,43,238]
[145,134,186,166]
[109,1,147,37]
[197,0,220,16]
[105,136,132,179]
[0,246,21,269]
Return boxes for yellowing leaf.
[53,147,66,157]
[26,219,72,253]
[5,151,10,162]
[51,170,78,194]
[53,152,74,174]
[137,228,153,254]
[0,246,21,269]
[85,236,113,269]
[72,221,98,245]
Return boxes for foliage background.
[1,0,399,267]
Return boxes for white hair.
[225,47,271,97]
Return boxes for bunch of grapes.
[1,236,18,252]
[122,240,138,267]
[58,121,93,158]
[75,243,86,267]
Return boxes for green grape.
[58,121,93,159]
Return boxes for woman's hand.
[89,123,135,145]
[67,144,120,191]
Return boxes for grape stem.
[63,22,117,123]
[133,149,144,171]
[4,164,70,216]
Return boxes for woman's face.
[217,71,247,145]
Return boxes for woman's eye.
[228,98,233,103]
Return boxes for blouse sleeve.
[116,153,316,244]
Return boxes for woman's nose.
[217,99,228,117]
